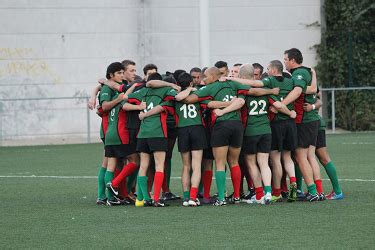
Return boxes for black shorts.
[270,119,297,151]
[203,127,214,160]
[316,129,326,149]
[127,129,138,155]
[136,138,168,154]
[296,120,320,148]
[177,125,208,152]
[211,120,243,148]
[105,144,132,158]
[166,127,177,159]
[242,134,272,155]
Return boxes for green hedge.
[316,0,375,131]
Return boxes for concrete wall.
[0,0,321,145]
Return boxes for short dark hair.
[214,61,228,69]
[106,62,124,79]
[190,67,201,74]
[233,63,242,67]
[269,60,283,73]
[284,48,303,64]
[252,63,264,74]
[177,72,193,90]
[147,72,163,81]
[173,69,186,83]
[201,67,208,74]
[121,59,136,70]
[163,75,177,84]
[143,63,158,75]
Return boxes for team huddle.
[89,48,344,207]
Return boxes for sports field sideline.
[1,132,374,248]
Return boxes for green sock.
[104,171,114,200]
[166,158,172,187]
[183,191,190,200]
[136,175,143,201]
[215,171,226,201]
[97,166,107,200]
[307,184,317,195]
[127,168,139,193]
[324,161,342,194]
[295,164,303,191]
[264,186,272,194]
[138,176,150,201]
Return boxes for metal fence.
[0,87,374,146]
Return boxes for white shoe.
[182,199,189,207]
[246,195,265,205]
[264,192,272,205]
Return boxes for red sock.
[190,187,198,200]
[112,162,138,188]
[255,187,264,200]
[289,176,296,184]
[230,165,241,198]
[153,171,164,202]
[273,188,281,197]
[119,180,128,197]
[203,170,213,199]
[315,179,323,193]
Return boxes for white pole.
[199,0,210,67]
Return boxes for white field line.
[0,175,374,182]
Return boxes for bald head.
[203,67,221,84]
[239,63,254,80]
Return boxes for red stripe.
[237,89,249,95]
[294,93,305,123]
[198,96,213,102]
[118,109,129,144]
[128,98,141,105]
[160,112,168,138]
[163,96,175,101]
[102,114,109,137]
[241,106,248,128]
[268,97,276,121]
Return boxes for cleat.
[96,198,107,205]
[264,192,272,205]
[197,192,204,199]
[144,199,154,207]
[325,191,344,200]
[161,192,180,201]
[319,193,326,201]
[213,199,227,206]
[247,196,265,205]
[288,182,297,202]
[188,199,200,207]
[135,199,144,207]
[272,195,282,203]
[305,192,320,202]
[182,199,189,207]
[106,199,127,206]
[201,197,214,205]
[242,190,255,202]
[296,189,305,201]
[153,200,169,207]
[281,191,289,199]
[230,196,241,204]
[106,183,120,199]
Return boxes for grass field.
[1,133,375,248]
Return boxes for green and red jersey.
[97,90,109,141]
[99,85,129,146]
[193,80,250,125]
[174,96,209,128]
[127,87,176,138]
[290,66,320,123]
[242,95,271,136]
[261,76,295,122]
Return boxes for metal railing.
[320,86,375,133]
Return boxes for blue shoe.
[326,190,344,200]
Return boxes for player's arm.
[213,97,245,117]
[207,100,232,109]
[281,87,302,105]
[272,101,296,118]
[306,68,317,94]
[102,93,127,112]
[146,80,181,92]
[138,105,164,121]
[175,87,195,101]
[100,79,124,92]
[248,87,279,96]
[122,102,146,111]
[226,77,264,87]
[88,84,101,110]
[180,93,200,104]
[303,98,322,112]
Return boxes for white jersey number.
[249,100,267,115]
[180,104,197,119]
